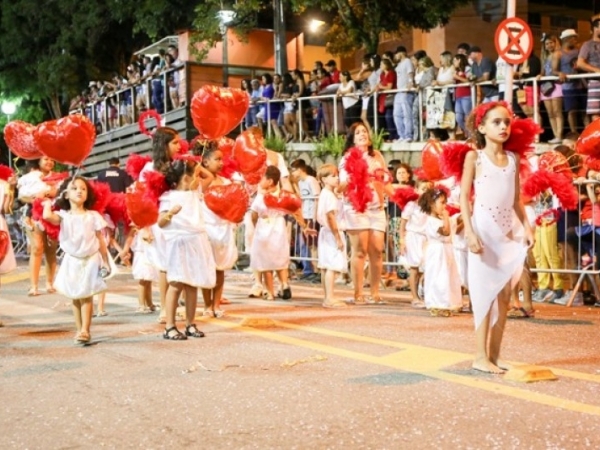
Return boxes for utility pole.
[273,0,287,75]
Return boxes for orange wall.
[177,29,339,72]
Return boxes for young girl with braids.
[459,101,534,374]
[158,160,216,340]
[199,143,239,317]
[42,177,110,344]
[418,187,462,315]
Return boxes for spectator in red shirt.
[376,58,398,140]
[325,60,340,84]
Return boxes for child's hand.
[467,232,483,254]
[525,227,535,249]
[400,241,407,255]
[142,228,154,243]
[335,236,344,251]
[303,227,318,238]
[170,205,182,216]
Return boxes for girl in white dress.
[400,180,432,308]
[418,188,462,315]
[316,165,347,308]
[460,102,534,374]
[200,144,239,317]
[0,176,17,280]
[138,127,181,324]
[158,160,216,341]
[250,166,309,301]
[42,177,110,344]
[122,225,158,314]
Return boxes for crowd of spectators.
[69,45,183,133]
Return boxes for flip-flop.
[507,307,535,319]
[27,287,40,297]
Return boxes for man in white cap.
[558,29,586,136]
[577,15,600,121]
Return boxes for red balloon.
[264,190,302,214]
[217,136,235,159]
[204,183,249,223]
[539,150,572,177]
[421,140,444,181]
[191,85,250,139]
[0,230,9,264]
[126,183,159,228]
[576,117,600,157]
[233,127,267,175]
[34,114,96,166]
[243,166,266,185]
[4,120,43,160]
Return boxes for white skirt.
[250,216,289,271]
[55,252,107,300]
[0,215,16,275]
[144,224,167,272]
[424,241,462,310]
[132,247,158,282]
[404,231,426,268]
[206,222,238,271]
[454,248,468,288]
[342,205,387,232]
[317,228,348,273]
[165,232,216,288]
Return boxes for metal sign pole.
[505,0,516,105]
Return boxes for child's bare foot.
[472,358,505,374]
[493,359,512,371]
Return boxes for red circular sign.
[494,17,533,65]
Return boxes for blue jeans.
[393,92,414,140]
[151,79,164,114]
[454,96,472,135]
[295,223,314,275]
[384,106,398,140]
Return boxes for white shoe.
[548,137,562,144]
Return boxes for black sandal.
[163,326,187,340]
[185,324,205,338]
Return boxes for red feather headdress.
[0,165,14,181]
[390,186,418,210]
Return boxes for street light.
[217,9,236,87]
[1,101,17,169]
[309,19,325,33]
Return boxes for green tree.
[0,0,196,120]
[190,0,471,59]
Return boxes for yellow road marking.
[207,316,600,416]
[1,271,29,285]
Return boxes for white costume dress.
[401,201,428,268]
[423,216,462,310]
[159,189,216,288]
[451,215,468,288]
[139,162,167,272]
[202,177,239,271]
[468,151,527,330]
[316,188,347,273]
[0,182,17,274]
[250,192,289,271]
[131,232,158,282]
[339,151,387,232]
[54,210,107,299]
[17,170,51,232]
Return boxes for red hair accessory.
[172,153,202,163]
[0,165,15,181]
[125,154,152,180]
[390,186,418,210]
[474,101,511,128]
[138,110,162,137]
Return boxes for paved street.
[2,264,600,449]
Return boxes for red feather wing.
[390,186,418,210]
[504,118,543,158]
[440,141,473,181]
[126,154,152,180]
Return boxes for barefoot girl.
[42,177,110,344]
[460,101,534,374]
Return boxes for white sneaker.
[552,291,583,306]
[533,289,553,303]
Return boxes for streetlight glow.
[1,102,16,116]
[216,9,236,27]
[309,19,325,33]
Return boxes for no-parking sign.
[494,17,533,65]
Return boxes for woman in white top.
[337,70,361,130]
[426,51,457,133]
[17,157,59,296]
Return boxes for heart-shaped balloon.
[0,230,9,264]
[539,150,572,177]
[243,164,266,185]
[421,140,444,181]
[34,114,96,166]
[4,120,43,160]
[233,127,267,175]
[126,183,159,228]
[264,190,302,214]
[204,183,249,223]
[576,118,600,157]
[191,86,250,139]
